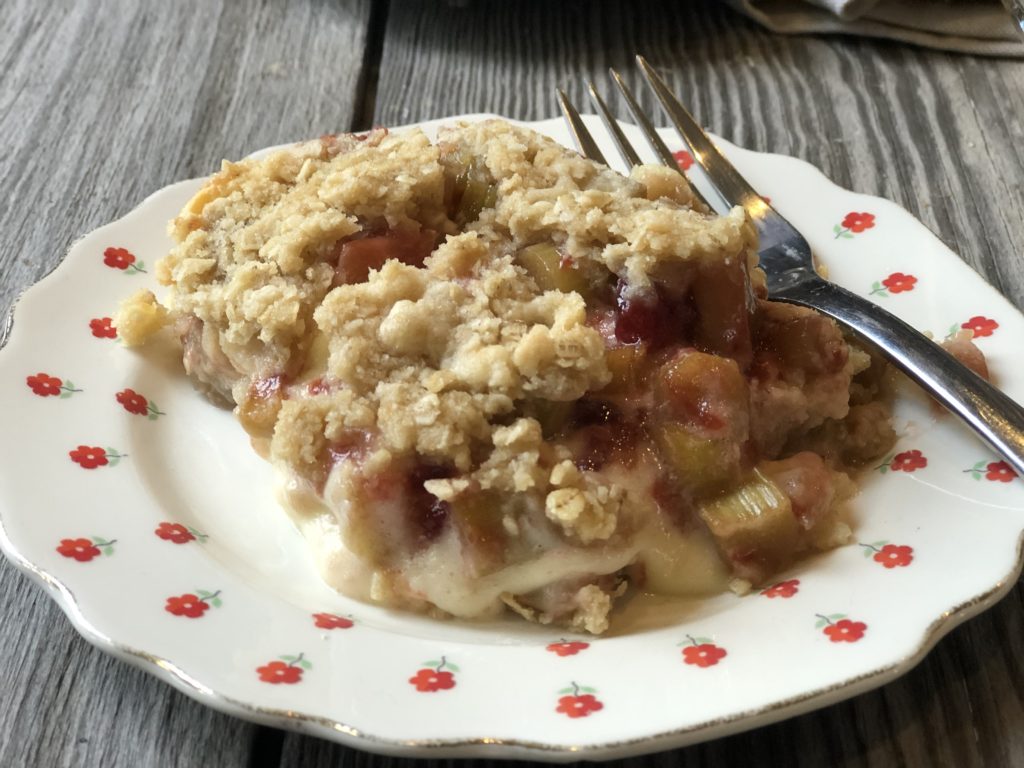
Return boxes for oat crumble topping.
[118,119,910,633]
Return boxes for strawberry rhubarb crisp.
[117,120,900,633]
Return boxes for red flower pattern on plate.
[257,653,311,684]
[69,445,125,469]
[835,211,875,238]
[816,614,867,643]
[679,634,727,667]
[56,536,116,561]
[861,541,914,568]
[103,246,146,273]
[555,682,604,719]
[165,590,222,618]
[986,460,1017,482]
[154,522,208,544]
[960,316,998,338]
[877,449,926,474]
[116,388,165,420]
[546,640,590,656]
[761,579,800,598]
[313,612,354,630]
[89,317,117,339]
[870,272,917,297]
[672,149,694,171]
[409,656,458,692]
[26,373,81,398]
[963,460,1018,482]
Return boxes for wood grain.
[0,0,371,765]
[4,0,1024,764]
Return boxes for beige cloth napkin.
[726,0,1024,56]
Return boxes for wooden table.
[3,1,1024,765]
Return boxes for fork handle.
[776,278,1024,478]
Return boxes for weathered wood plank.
[0,0,371,764]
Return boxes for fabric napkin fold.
[725,0,1024,56]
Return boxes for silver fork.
[558,56,1024,477]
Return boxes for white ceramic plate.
[2,115,1023,761]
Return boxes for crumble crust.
[127,120,758,551]
[118,118,900,633]
[437,120,758,293]
[153,128,454,402]
[116,289,169,346]
[304,238,610,472]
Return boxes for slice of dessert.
[117,119,898,633]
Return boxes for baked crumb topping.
[309,240,609,471]
[116,290,169,346]
[124,119,909,633]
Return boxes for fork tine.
[609,69,713,211]
[608,69,678,170]
[557,89,607,165]
[635,55,762,214]
[587,82,641,169]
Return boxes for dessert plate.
[2,114,1023,761]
